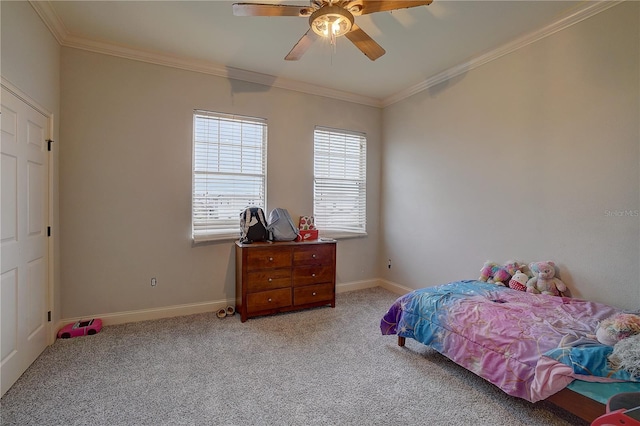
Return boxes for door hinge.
[47,226,51,237]
[47,311,51,322]
[47,139,54,151]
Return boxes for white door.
[1,86,50,397]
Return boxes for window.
[192,110,267,242]
[313,126,367,236]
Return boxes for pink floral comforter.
[380,280,632,402]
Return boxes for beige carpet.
[0,287,585,425]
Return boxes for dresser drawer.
[246,247,292,271]
[247,269,291,292]
[236,241,336,322]
[293,283,334,306]
[293,244,334,266]
[247,288,292,313]
[292,265,334,287]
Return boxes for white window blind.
[314,126,366,236]
[192,110,267,242]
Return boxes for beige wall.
[381,2,640,310]
[5,1,638,321]
[59,49,382,318]
[1,1,62,325]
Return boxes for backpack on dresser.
[239,207,268,243]
[267,208,299,242]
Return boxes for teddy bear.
[508,270,529,292]
[595,313,640,346]
[526,261,567,296]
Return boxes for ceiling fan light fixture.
[309,6,354,39]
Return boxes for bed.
[380,280,640,422]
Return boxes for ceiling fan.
[232,0,433,61]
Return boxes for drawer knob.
[268,278,272,282]
[312,273,316,277]
[269,257,273,261]
[312,254,316,258]
[312,292,317,296]
[268,298,272,302]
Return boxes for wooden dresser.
[235,239,336,322]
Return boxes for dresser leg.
[398,336,406,347]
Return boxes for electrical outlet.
[151,277,157,287]
[388,259,391,269]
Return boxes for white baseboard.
[55,299,231,331]
[378,279,413,295]
[54,278,413,334]
[336,279,381,293]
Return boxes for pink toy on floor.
[57,318,102,339]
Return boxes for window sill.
[319,231,367,240]
[192,231,367,245]
[192,233,239,246]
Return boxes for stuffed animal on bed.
[608,333,640,378]
[503,260,524,279]
[479,260,525,286]
[596,313,640,346]
[508,270,529,292]
[491,264,512,286]
[526,261,567,296]
[479,261,501,284]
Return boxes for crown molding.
[29,0,67,45]
[60,33,383,107]
[381,0,624,107]
[30,0,620,110]
[28,0,382,107]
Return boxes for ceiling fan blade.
[357,0,432,15]
[232,3,313,17]
[345,24,385,61]
[285,29,319,61]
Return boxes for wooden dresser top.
[235,239,336,248]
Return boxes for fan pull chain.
[330,31,339,60]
